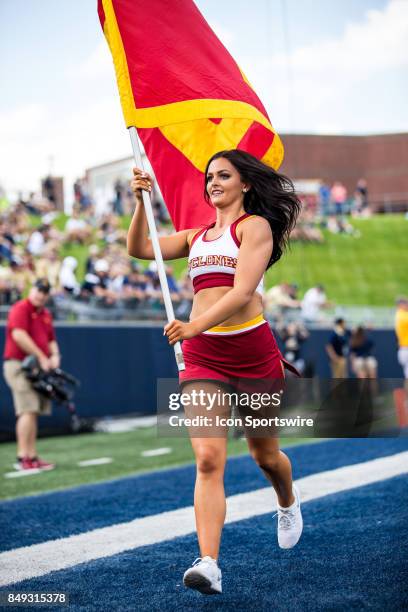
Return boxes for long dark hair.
[350,326,366,348]
[204,149,301,268]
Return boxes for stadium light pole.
[128,127,185,372]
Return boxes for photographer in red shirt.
[3,279,60,471]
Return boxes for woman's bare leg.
[183,381,229,560]
[189,436,227,559]
[246,437,294,507]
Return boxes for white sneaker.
[183,556,222,594]
[277,484,303,549]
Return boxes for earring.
[242,188,248,193]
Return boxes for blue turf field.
[1,437,407,610]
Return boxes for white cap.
[94,259,109,273]
[62,256,78,270]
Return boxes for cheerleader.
[129,149,302,595]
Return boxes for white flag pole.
[128,127,185,372]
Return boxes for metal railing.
[0,297,192,323]
[265,305,397,329]
[0,302,398,328]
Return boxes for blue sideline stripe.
[0,436,407,552]
[0,474,406,610]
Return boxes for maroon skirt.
[179,321,300,391]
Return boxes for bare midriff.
[189,285,264,327]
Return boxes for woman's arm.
[164,217,273,344]
[325,343,339,361]
[127,168,194,261]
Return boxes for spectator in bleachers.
[65,207,92,244]
[43,175,56,204]
[327,214,361,237]
[104,243,128,267]
[21,191,55,217]
[6,208,29,242]
[123,265,149,303]
[0,220,15,263]
[81,258,118,305]
[178,271,194,302]
[330,181,347,217]
[153,199,170,225]
[73,179,82,206]
[9,257,34,300]
[59,256,79,295]
[26,224,50,256]
[143,263,164,307]
[21,249,36,277]
[97,213,127,245]
[41,208,59,227]
[108,262,130,297]
[353,178,371,218]
[354,178,368,210]
[0,264,12,305]
[325,318,351,378]
[113,178,124,216]
[318,181,331,218]
[277,321,309,376]
[73,178,92,211]
[264,282,301,319]
[18,192,40,216]
[174,271,194,318]
[165,265,181,305]
[301,284,331,324]
[289,201,324,243]
[35,245,61,289]
[85,244,100,274]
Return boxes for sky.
[0,0,407,201]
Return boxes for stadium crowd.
[0,175,368,320]
[292,178,369,242]
[0,189,193,318]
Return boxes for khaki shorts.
[352,356,378,373]
[330,356,347,378]
[3,360,52,417]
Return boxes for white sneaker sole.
[279,512,303,549]
[183,570,221,595]
[278,485,303,549]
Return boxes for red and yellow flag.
[98,0,284,230]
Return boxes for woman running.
[129,149,302,595]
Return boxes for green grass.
[172,215,408,305]
[268,215,408,305]
[29,213,408,305]
[0,428,317,501]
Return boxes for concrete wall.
[280,133,408,210]
[0,324,402,434]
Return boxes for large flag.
[98,0,284,231]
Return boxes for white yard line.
[141,448,172,457]
[93,416,157,433]
[0,451,407,587]
[4,469,42,479]
[77,458,113,467]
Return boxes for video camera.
[21,355,80,405]
[21,355,85,432]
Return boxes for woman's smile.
[207,157,244,205]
